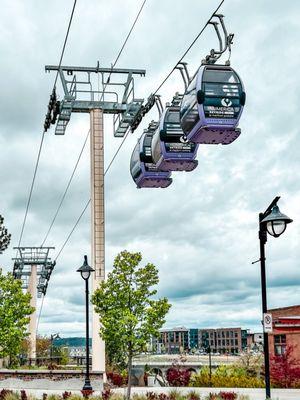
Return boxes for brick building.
[199,327,243,354]
[268,305,300,361]
[158,327,189,353]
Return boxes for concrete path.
[114,386,300,400]
[2,386,300,400]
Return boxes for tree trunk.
[126,354,133,400]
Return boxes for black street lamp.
[77,255,95,392]
[207,345,212,385]
[50,333,60,360]
[257,196,292,399]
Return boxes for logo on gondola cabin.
[221,98,232,107]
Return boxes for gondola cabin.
[180,65,245,144]
[151,104,199,172]
[130,125,172,189]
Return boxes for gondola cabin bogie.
[130,127,172,189]
[180,65,245,145]
[151,104,199,172]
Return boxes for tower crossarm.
[45,62,146,136]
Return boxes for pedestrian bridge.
[132,354,239,386]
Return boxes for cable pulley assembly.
[43,88,60,132]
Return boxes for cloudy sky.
[0,0,299,338]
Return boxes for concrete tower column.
[28,264,37,363]
[90,109,105,373]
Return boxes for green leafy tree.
[0,269,34,366]
[92,250,171,399]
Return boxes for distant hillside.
[54,337,91,347]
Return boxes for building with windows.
[151,326,257,354]
[189,328,199,350]
[199,327,242,354]
[268,305,300,361]
[156,327,189,354]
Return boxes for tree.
[0,270,34,366]
[92,250,171,399]
[236,352,263,378]
[36,335,51,358]
[270,344,300,388]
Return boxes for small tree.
[270,344,300,388]
[92,250,171,399]
[36,335,51,358]
[236,352,263,378]
[0,270,34,366]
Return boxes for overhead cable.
[153,0,225,95]
[17,0,78,249]
[41,129,90,247]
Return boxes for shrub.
[20,391,27,400]
[107,371,127,387]
[0,390,13,400]
[218,392,237,400]
[166,367,191,386]
[101,388,112,400]
[146,392,158,400]
[207,393,237,400]
[270,344,300,388]
[2,393,20,400]
[189,366,264,388]
[187,391,200,400]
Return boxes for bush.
[189,366,264,388]
[107,371,128,386]
[166,367,191,387]
[207,394,237,400]
[2,393,20,400]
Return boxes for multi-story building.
[157,327,189,354]
[199,327,242,354]
[189,328,199,350]
[151,326,256,355]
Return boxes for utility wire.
[54,128,130,262]
[41,129,90,247]
[36,294,45,333]
[54,0,78,88]
[17,0,78,249]
[17,133,46,248]
[153,0,225,95]
[112,0,147,70]
[100,0,147,101]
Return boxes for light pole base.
[81,380,94,399]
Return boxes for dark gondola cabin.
[151,102,199,172]
[130,125,172,189]
[180,65,245,145]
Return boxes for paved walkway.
[115,386,300,400]
[4,387,300,400]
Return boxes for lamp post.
[50,333,60,360]
[77,255,95,392]
[207,345,212,384]
[257,196,292,399]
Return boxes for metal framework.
[12,247,55,297]
[45,63,146,136]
